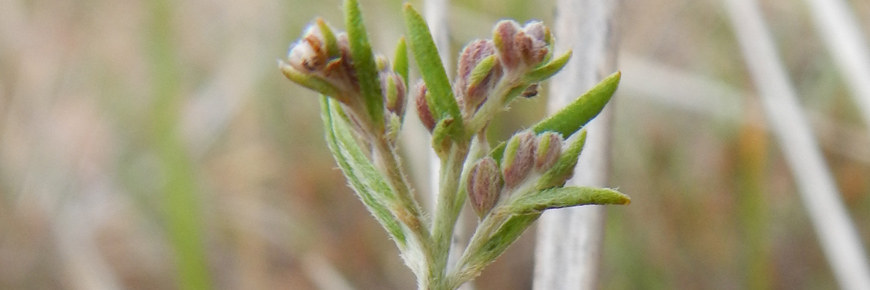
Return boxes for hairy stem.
[428,143,468,289]
[371,134,434,268]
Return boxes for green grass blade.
[147,0,212,289]
[402,4,463,133]
[508,187,631,215]
[345,0,385,130]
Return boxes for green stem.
[371,134,434,265]
[467,78,528,136]
[428,143,470,290]
[450,210,508,288]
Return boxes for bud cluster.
[492,20,551,73]
[501,130,565,189]
[285,20,358,103]
[410,20,555,138]
[466,130,566,218]
[282,19,407,139]
[455,40,503,112]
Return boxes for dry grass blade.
[724,0,870,288]
[533,0,618,289]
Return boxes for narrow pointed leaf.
[394,37,409,86]
[532,71,621,138]
[402,4,463,134]
[454,215,538,285]
[523,50,572,83]
[509,186,630,215]
[321,97,407,246]
[467,54,498,89]
[345,0,385,129]
[316,18,340,58]
[280,61,342,98]
[490,72,619,162]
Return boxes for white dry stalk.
[799,0,870,135]
[533,0,618,289]
[723,0,870,289]
[618,54,870,165]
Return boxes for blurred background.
[1,0,869,289]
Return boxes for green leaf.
[453,214,538,285]
[508,186,630,215]
[402,4,463,136]
[345,0,385,130]
[321,97,407,247]
[523,50,572,84]
[468,55,497,87]
[316,18,340,58]
[394,37,409,86]
[532,71,621,138]
[279,61,342,98]
[489,72,620,162]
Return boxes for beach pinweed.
[279,1,629,289]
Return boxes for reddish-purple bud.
[523,21,550,45]
[535,132,563,171]
[493,20,522,70]
[457,40,496,86]
[467,157,503,217]
[502,130,537,188]
[413,81,436,131]
[456,40,503,109]
[516,24,549,66]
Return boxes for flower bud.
[413,81,436,131]
[518,21,550,65]
[457,40,496,84]
[522,21,551,46]
[502,130,537,188]
[493,20,551,72]
[455,40,503,110]
[283,22,360,103]
[382,72,406,117]
[467,157,503,217]
[493,20,522,70]
[535,132,563,171]
[287,26,329,73]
